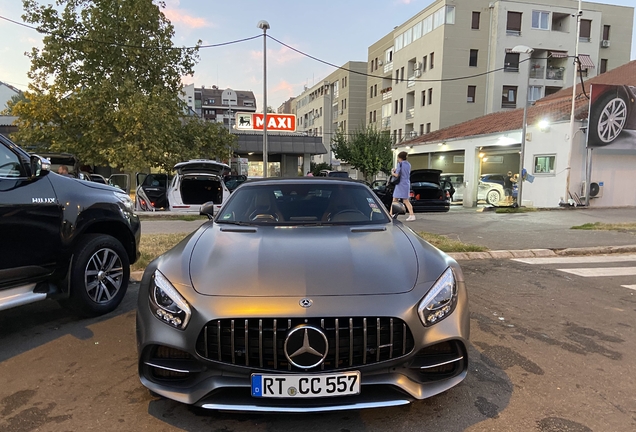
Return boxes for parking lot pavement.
[1,257,635,431]
[403,207,636,250]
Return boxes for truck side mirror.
[30,154,50,179]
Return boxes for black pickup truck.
[0,135,140,316]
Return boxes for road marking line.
[513,254,636,265]
[622,285,636,290]
[556,267,636,277]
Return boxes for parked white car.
[440,173,505,205]
[167,160,231,215]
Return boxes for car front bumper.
[136,279,469,412]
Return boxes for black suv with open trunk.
[0,135,140,316]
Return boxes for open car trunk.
[411,182,444,201]
[180,175,223,205]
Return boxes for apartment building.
[294,61,368,167]
[367,0,633,142]
[182,84,257,127]
[277,97,296,115]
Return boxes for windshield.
[216,182,390,225]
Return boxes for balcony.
[407,77,415,88]
[546,67,565,80]
[406,107,415,120]
[382,91,392,100]
[383,62,394,74]
[381,117,391,128]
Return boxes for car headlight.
[114,192,134,213]
[149,270,191,330]
[418,267,457,326]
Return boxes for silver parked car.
[440,173,504,205]
[136,178,469,412]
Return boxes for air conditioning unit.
[378,60,384,66]
[413,62,422,71]
[414,70,422,77]
[339,109,344,115]
[581,181,604,198]
[601,40,610,48]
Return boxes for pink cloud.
[271,80,296,97]
[164,8,210,29]
[250,45,304,66]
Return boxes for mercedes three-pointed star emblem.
[284,325,328,369]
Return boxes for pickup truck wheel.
[68,234,129,316]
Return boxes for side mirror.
[30,154,50,179]
[391,201,406,219]
[200,201,216,220]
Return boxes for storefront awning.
[549,51,568,58]
[234,132,327,156]
[578,54,595,68]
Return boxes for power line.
[0,14,260,50]
[266,34,512,83]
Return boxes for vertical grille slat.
[198,316,413,372]
[349,318,354,367]
[363,318,368,365]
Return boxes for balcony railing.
[546,67,565,80]
[529,65,544,79]
[407,77,415,88]
[381,117,391,128]
[382,91,392,100]
[383,62,394,74]
[406,107,415,120]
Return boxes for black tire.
[67,234,130,316]
[486,189,501,205]
[589,91,629,146]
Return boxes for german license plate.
[251,371,360,398]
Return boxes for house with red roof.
[396,60,636,208]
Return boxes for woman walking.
[390,151,415,221]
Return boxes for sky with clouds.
[1,0,635,111]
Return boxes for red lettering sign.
[252,114,296,132]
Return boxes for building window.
[426,123,431,133]
[374,84,378,97]
[370,61,373,72]
[395,71,400,84]
[469,49,478,67]
[467,86,476,103]
[342,99,346,109]
[373,110,377,122]
[603,25,610,41]
[430,52,435,69]
[580,19,591,42]
[369,112,373,123]
[370,86,374,98]
[532,11,549,30]
[600,59,608,74]
[533,155,556,174]
[472,11,480,30]
[394,100,399,114]
[502,86,518,108]
[507,11,522,35]
[528,86,542,102]
[400,67,405,81]
[398,129,402,141]
[421,90,426,106]
[504,52,520,72]
[422,55,427,71]
[399,98,404,113]
[428,88,433,105]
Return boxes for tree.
[11,0,234,172]
[1,92,27,115]
[331,126,393,182]
[309,161,332,176]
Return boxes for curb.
[131,270,144,282]
[448,244,636,261]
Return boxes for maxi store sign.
[235,113,296,132]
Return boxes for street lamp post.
[512,45,534,207]
[257,20,270,177]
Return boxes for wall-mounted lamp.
[538,119,550,132]
[479,152,485,158]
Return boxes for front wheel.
[486,189,501,205]
[589,92,628,146]
[66,234,130,316]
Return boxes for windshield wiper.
[216,220,252,226]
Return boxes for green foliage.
[331,126,393,182]
[1,92,28,115]
[309,161,332,176]
[11,0,235,172]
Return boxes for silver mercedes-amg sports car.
[136,178,469,412]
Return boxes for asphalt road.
[1,256,635,431]
[140,207,636,251]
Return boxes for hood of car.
[174,160,230,175]
[188,224,419,297]
[411,169,442,185]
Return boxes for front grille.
[195,317,415,372]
